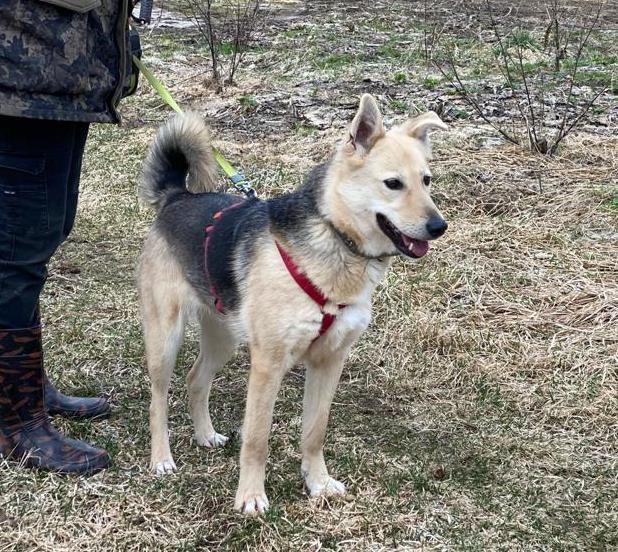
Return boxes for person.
[0,0,135,474]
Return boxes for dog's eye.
[423,175,432,186]
[384,178,404,190]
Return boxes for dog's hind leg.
[142,285,185,475]
[187,314,237,448]
[301,348,350,498]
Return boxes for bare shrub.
[435,0,608,154]
[185,0,266,89]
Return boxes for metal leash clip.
[229,172,257,199]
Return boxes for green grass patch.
[294,122,319,136]
[313,52,356,70]
[280,26,314,39]
[573,69,617,92]
[505,29,538,50]
[585,50,618,66]
[422,75,441,89]
[377,42,404,60]
[388,98,409,113]
[237,94,258,111]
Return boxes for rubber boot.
[45,376,111,419]
[0,326,110,474]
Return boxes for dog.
[137,94,448,515]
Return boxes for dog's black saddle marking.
[204,197,264,312]
[155,192,267,310]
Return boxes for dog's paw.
[150,458,177,475]
[195,431,228,448]
[234,489,270,515]
[305,476,346,498]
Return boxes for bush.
[185,0,266,89]
[434,0,608,154]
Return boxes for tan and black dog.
[137,94,448,515]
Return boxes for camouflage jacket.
[0,0,131,123]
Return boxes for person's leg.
[37,122,111,419]
[0,116,81,327]
[62,121,89,241]
[0,115,109,473]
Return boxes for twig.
[552,1,604,150]
[434,53,520,145]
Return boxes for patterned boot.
[0,326,110,474]
[45,375,111,419]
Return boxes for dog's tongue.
[402,236,429,257]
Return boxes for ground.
[1,1,616,550]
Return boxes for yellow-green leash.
[133,56,256,198]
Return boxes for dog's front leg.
[235,346,289,515]
[301,349,348,498]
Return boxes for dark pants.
[0,116,89,329]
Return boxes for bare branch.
[434,53,520,146]
[551,86,608,153]
[553,0,604,147]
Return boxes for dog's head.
[324,94,448,259]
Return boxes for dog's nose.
[426,216,448,238]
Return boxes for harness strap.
[275,242,328,308]
[275,242,346,338]
[204,202,244,313]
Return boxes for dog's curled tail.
[140,112,219,209]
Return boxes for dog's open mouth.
[376,214,429,258]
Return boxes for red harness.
[204,204,346,339]
[275,242,346,338]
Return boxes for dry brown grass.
[1,1,616,550]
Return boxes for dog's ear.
[403,111,448,144]
[348,94,385,154]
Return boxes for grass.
[312,52,356,71]
[422,75,441,89]
[294,122,319,136]
[237,95,257,111]
[281,26,313,39]
[501,29,539,51]
[573,69,618,93]
[388,98,409,113]
[1,0,617,550]
[376,42,404,60]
